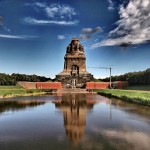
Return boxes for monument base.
[56,70,93,88]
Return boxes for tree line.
[1,68,150,86]
[0,73,52,85]
[100,68,150,86]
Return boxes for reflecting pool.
[0,94,150,150]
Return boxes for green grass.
[0,85,51,97]
[125,85,150,91]
[98,89,150,106]
[0,85,23,89]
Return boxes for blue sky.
[0,0,150,78]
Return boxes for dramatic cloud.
[92,0,150,48]
[24,2,79,26]
[57,35,65,40]
[80,27,102,40]
[0,34,38,39]
[107,0,115,11]
[24,17,79,25]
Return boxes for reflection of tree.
[54,94,96,145]
[0,100,45,113]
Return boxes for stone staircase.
[57,88,88,93]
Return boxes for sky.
[0,0,150,79]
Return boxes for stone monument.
[56,38,93,88]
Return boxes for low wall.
[86,81,128,90]
[18,81,128,90]
[36,82,62,89]
[18,82,62,89]
[86,82,109,90]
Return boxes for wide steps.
[57,88,87,93]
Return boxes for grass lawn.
[0,85,50,98]
[98,89,150,106]
[0,85,23,89]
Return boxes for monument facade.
[56,38,93,88]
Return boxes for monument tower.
[56,38,93,88]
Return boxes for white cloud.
[45,3,76,19]
[80,27,102,40]
[24,17,79,25]
[25,2,46,8]
[107,0,115,11]
[79,34,91,40]
[35,2,46,8]
[24,2,79,26]
[57,35,65,40]
[46,7,59,18]
[92,0,150,48]
[82,27,102,34]
[0,34,38,39]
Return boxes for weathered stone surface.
[56,38,93,88]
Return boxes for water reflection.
[0,100,45,114]
[53,94,150,149]
[111,98,150,119]
[53,94,96,144]
[0,94,150,150]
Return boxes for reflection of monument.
[56,38,93,88]
[54,94,95,144]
